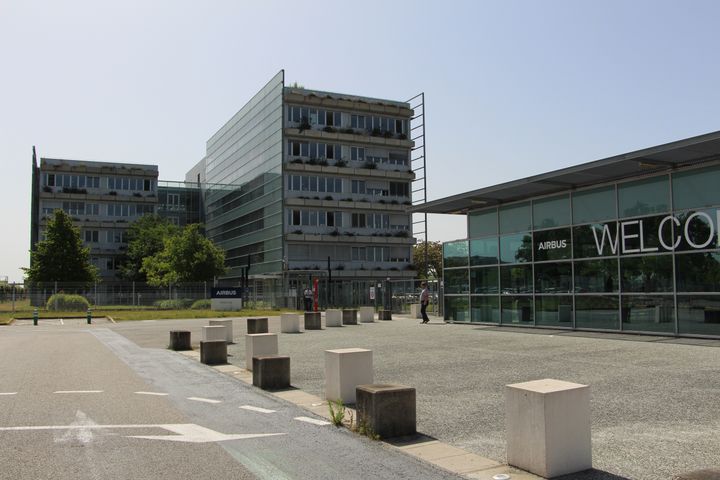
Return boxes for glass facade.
[443,164,720,337]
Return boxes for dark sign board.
[211,287,241,299]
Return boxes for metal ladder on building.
[406,93,428,277]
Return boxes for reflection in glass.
[533,194,570,229]
[471,296,500,323]
[675,252,720,292]
[470,238,498,266]
[675,209,719,251]
[572,186,616,224]
[573,223,618,259]
[443,240,469,268]
[470,267,499,294]
[534,228,571,261]
[621,295,674,333]
[535,262,572,293]
[444,268,469,294]
[620,255,673,292]
[575,295,619,330]
[616,215,667,254]
[500,233,532,263]
[499,202,531,234]
[672,166,720,210]
[574,258,618,292]
[445,296,470,322]
[501,296,533,324]
[469,209,498,238]
[677,295,720,336]
[535,296,573,327]
[500,264,533,294]
[618,176,669,218]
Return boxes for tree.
[142,224,226,286]
[119,215,178,281]
[24,210,98,283]
[412,240,443,280]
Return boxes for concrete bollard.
[245,333,278,370]
[169,330,192,351]
[200,340,227,365]
[359,306,375,323]
[356,384,416,439]
[33,309,38,326]
[209,319,233,343]
[247,317,269,334]
[325,309,343,327]
[202,325,226,343]
[252,355,291,390]
[505,378,592,478]
[280,314,302,333]
[304,312,322,330]
[324,348,373,403]
[379,310,392,321]
[410,304,422,319]
[342,309,358,325]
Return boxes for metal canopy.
[411,130,720,215]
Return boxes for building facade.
[415,131,720,338]
[187,71,417,303]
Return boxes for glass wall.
[443,164,720,337]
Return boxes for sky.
[2,0,720,282]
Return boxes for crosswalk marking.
[240,405,276,414]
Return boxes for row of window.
[444,251,720,295]
[287,244,410,263]
[287,141,409,166]
[83,230,128,244]
[286,209,409,231]
[44,174,155,192]
[287,175,343,193]
[107,203,155,217]
[44,202,156,218]
[468,164,720,236]
[443,294,720,336]
[287,105,408,135]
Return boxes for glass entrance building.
[415,130,720,338]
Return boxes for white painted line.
[294,416,331,426]
[0,392,18,396]
[134,391,168,396]
[54,390,104,394]
[59,318,64,325]
[187,397,222,404]
[240,405,276,414]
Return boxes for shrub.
[153,299,194,310]
[335,160,347,167]
[190,299,211,310]
[46,294,90,311]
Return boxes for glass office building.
[417,131,720,338]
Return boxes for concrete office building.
[187,71,417,303]
[415,130,720,338]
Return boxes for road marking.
[187,397,221,404]
[59,318,64,325]
[294,416,331,426]
[0,392,18,396]
[54,390,104,394]
[134,391,168,396]
[0,423,285,444]
[56,410,96,444]
[240,405,276,414]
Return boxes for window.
[84,230,99,243]
[575,296,619,330]
[291,210,301,226]
[501,264,533,294]
[62,201,84,215]
[144,179,152,191]
[470,266,499,294]
[167,193,180,210]
[389,152,407,165]
[389,182,409,197]
[351,147,365,162]
[535,296,573,327]
[352,213,366,228]
[499,233,532,263]
[470,238,498,265]
[352,247,366,261]
[46,174,55,186]
[289,140,309,157]
[499,202,531,234]
[469,210,498,238]
[351,115,366,130]
[533,194,571,229]
[471,296,500,323]
[618,176,669,218]
[86,203,99,216]
[443,240,469,268]
[352,180,366,195]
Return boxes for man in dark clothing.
[420,282,430,324]
[303,286,313,312]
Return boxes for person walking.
[303,286,313,312]
[420,281,430,324]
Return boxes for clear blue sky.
[2,0,720,282]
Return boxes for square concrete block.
[410,304,422,319]
[304,312,322,330]
[245,333,279,370]
[359,306,375,323]
[506,378,592,478]
[169,330,191,351]
[252,355,290,390]
[342,309,358,325]
[209,319,233,343]
[326,309,343,327]
[378,310,392,321]
[200,340,227,365]
[356,384,416,439]
[202,325,226,342]
[325,348,373,403]
[247,317,269,334]
[280,314,302,333]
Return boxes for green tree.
[119,215,178,281]
[412,240,443,280]
[142,224,226,286]
[24,210,98,283]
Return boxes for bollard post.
[86,308,92,325]
[33,309,38,326]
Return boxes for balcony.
[284,127,414,149]
[283,160,414,181]
[284,196,410,212]
[285,231,416,245]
